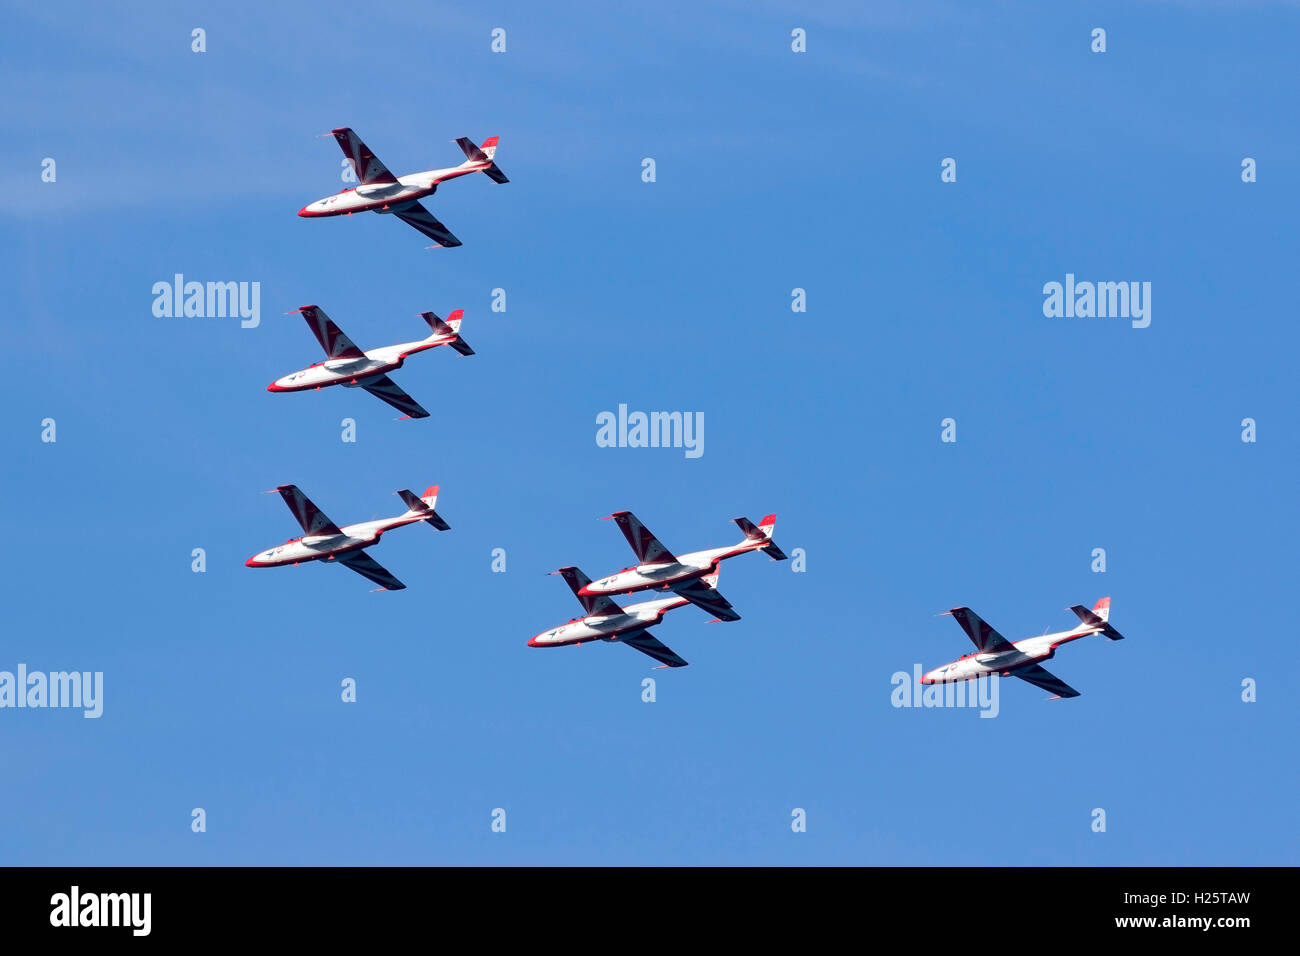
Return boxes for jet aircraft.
[529,567,728,668]
[268,305,472,419]
[577,511,787,621]
[245,484,449,591]
[299,128,507,247]
[921,597,1126,699]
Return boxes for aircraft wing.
[392,201,462,247]
[276,485,343,536]
[606,511,676,565]
[1012,663,1080,699]
[336,550,406,591]
[551,567,624,616]
[670,576,740,622]
[295,305,365,359]
[358,374,430,419]
[944,607,1017,653]
[619,629,688,668]
[331,128,398,185]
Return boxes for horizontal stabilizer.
[1069,604,1105,628]
[398,485,450,530]
[420,310,474,356]
[734,514,787,560]
[455,136,508,183]
[1070,596,1124,640]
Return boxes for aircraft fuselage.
[245,514,423,568]
[298,164,488,218]
[922,628,1099,684]
[268,336,454,392]
[579,543,759,597]
[529,594,688,648]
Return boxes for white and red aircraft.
[299,128,507,247]
[921,597,1126,699]
[245,484,449,591]
[529,567,728,668]
[576,511,786,621]
[268,305,472,419]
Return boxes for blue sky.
[1,0,1295,865]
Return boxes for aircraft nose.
[920,671,935,685]
[244,556,258,568]
[527,635,541,647]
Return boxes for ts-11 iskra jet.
[245,484,449,591]
[529,567,729,668]
[576,511,787,621]
[268,305,472,419]
[299,128,507,247]
[922,597,1126,699]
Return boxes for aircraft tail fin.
[733,513,787,560]
[421,309,474,356]
[455,135,508,183]
[1069,596,1124,640]
[398,485,450,531]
